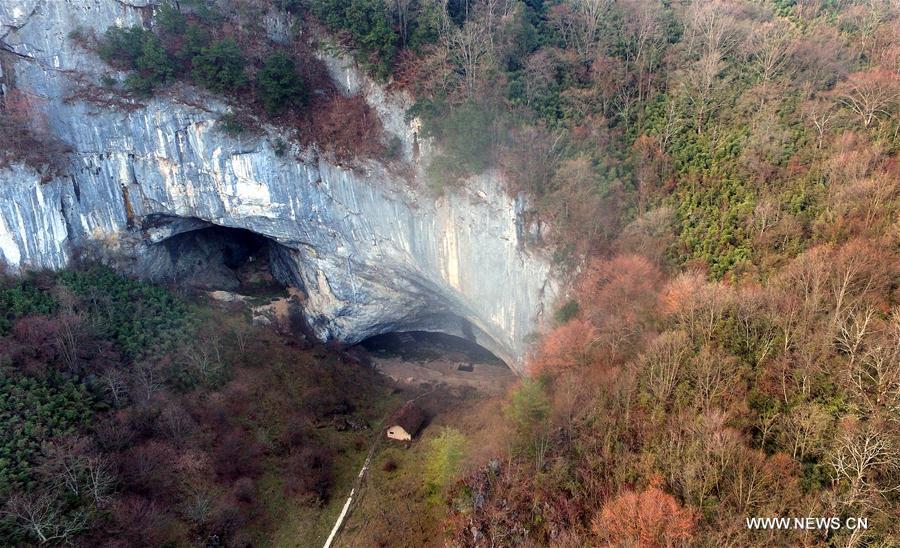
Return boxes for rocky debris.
[206,290,249,303]
[250,291,306,335]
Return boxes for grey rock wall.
[0,0,558,371]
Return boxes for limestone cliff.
[0,0,558,371]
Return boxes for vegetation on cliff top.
[90,0,385,160]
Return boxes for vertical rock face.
[0,0,558,372]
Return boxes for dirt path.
[322,433,382,548]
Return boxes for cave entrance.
[154,224,288,294]
[357,331,513,392]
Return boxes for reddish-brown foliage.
[658,271,706,316]
[117,440,179,498]
[592,481,697,547]
[832,69,900,128]
[212,428,265,481]
[283,446,335,504]
[107,495,173,547]
[298,94,386,160]
[579,255,663,332]
[531,318,597,374]
[6,315,61,374]
[0,90,70,178]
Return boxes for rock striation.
[0,0,558,372]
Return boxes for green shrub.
[505,378,550,453]
[258,52,306,114]
[218,112,246,136]
[191,39,247,93]
[425,153,466,193]
[424,427,466,503]
[156,1,187,34]
[129,34,175,96]
[308,0,398,78]
[58,266,195,358]
[406,2,444,51]
[0,372,97,496]
[0,278,57,335]
[97,26,150,68]
[275,0,303,13]
[177,24,211,68]
[98,26,175,96]
[553,300,579,325]
[100,73,118,88]
[422,101,496,182]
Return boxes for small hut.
[386,401,425,441]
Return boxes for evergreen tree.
[191,39,247,93]
[258,52,306,114]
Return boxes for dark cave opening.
[359,331,504,366]
[153,224,290,293]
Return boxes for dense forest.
[0,266,399,545]
[1,0,899,545]
[392,0,898,545]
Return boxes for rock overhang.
[0,0,559,373]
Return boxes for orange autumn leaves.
[592,477,698,547]
[531,254,663,374]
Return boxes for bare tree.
[100,367,129,408]
[780,403,830,460]
[834,306,877,369]
[392,0,415,47]
[83,455,116,506]
[845,310,900,419]
[133,361,165,402]
[744,20,796,86]
[181,329,224,385]
[566,0,614,59]
[829,424,900,509]
[621,0,667,104]
[680,52,726,133]
[678,0,743,133]
[182,484,216,528]
[833,70,899,128]
[691,346,735,412]
[752,197,781,238]
[2,492,88,545]
[642,330,690,404]
[802,99,837,149]
[444,18,492,99]
[829,242,883,328]
[726,449,792,514]
[502,123,566,197]
[39,437,116,506]
[54,311,85,374]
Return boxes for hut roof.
[390,401,425,437]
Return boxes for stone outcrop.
[0,0,558,372]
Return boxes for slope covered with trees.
[0,268,392,545]
[302,0,898,544]
[347,0,897,545]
